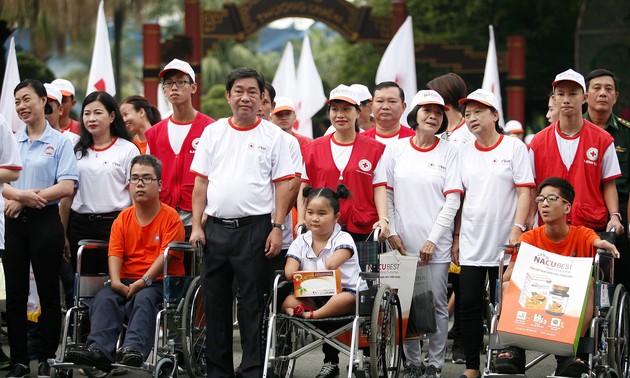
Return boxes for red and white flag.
[482,25,504,126]
[375,16,417,125]
[272,41,297,101]
[0,37,21,132]
[86,0,116,96]
[295,35,326,138]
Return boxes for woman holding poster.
[455,89,534,378]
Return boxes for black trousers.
[459,265,499,371]
[202,215,271,378]
[4,206,64,364]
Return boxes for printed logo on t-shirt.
[428,162,446,171]
[491,158,511,166]
[586,147,599,161]
[247,143,267,152]
[154,234,160,242]
[358,159,372,172]
[192,138,200,150]
[44,146,55,157]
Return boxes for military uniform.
[585,111,630,288]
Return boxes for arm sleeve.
[55,137,79,183]
[190,128,211,177]
[512,141,535,186]
[601,141,621,180]
[0,115,22,169]
[108,216,125,259]
[427,193,461,244]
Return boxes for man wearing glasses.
[67,155,185,372]
[145,59,215,238]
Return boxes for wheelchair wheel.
[369,284,402,378]
[154,357,178,378]
[181,276,207,377]
[267,315,297,378]
[610,285,630,377]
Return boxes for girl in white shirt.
[283,185,366,319]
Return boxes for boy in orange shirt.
[497,177,618,377]
[67,155,185,372]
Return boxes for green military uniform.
[585,111,630,290]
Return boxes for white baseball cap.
[504,120,524,134]
[273,96,295,114]
[350,84,372,103]
[51,78,75,97]
[159,58,195,83]
[326,84,360,105]
[411,90,450,111]
[552,69,586,92]
[458,88,501,110]
[44,83,62,104]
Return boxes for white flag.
[482,25,504,126]
[157,83,172,120]
[86,0,116,96]
[0,37,21,132]
[375,16,417,125]
[295,36,326,139]
[272,41,297,101]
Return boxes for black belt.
[208,214,269,229]
[72,211,121,221]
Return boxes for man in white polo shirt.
[190,68,294,378]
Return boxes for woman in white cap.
[383,90,462,378]
[298,84,389,378]
[455,89,534,378]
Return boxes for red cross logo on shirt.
[358,159,372,172]
[586,147,599,161]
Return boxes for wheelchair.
[484,243,630,378]
[261,229,403,378]
[48,240,206,378]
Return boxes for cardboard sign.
[498,242,593,356]
[379,250,418,339]
[293,270,341,297]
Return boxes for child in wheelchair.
[281,184,368,320]
[495,177,619,377]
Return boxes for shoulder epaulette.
[616,116,630,128]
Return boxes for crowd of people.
[0,59,628,378]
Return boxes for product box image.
[293,269,341,297]
[497,242,593,356]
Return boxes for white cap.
[349,84,372,103]
[51,78,75,97]
[524,134,535,145]
[458,88,501,110]
[504,120,524,134]
[44,83,62,104]
[411,90,450,111]
[326,84,360,105]
[159,58,195,83]
[273,96,295,114]
[552,69,586,92]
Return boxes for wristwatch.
[141,275,153,286]
[513,223,527,232]
[272,223,286,231]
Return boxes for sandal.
[555,356,589,377]
[293,304,314,317]
[494,346,526,374]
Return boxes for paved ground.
[0,322,559,377]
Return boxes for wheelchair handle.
[77,239,109,248]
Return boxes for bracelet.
[611,212,622,221]
[380,217,390,224]
[513,223,527,232]
[453,233,460,236]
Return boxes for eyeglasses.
[129,176,158,185]
[534,194,568,204]
[163,80,191,88]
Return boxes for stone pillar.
[143,24,161,107]
[185,0,201,110]
[506,35,526,124]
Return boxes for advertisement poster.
[497,242,593,356]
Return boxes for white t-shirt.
[286,223,367,291]
[63,130,80,146]
[458,135,535,266]
[437,120,475,147]
[383,137,462,262]
[528,128,620,179]
[168,117,192,155]
[71,137,140,214]
[190,117,295,218]
[0,114,22,249]
[301,136,387,186]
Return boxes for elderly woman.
[3,79,78,377]
[455,89,534,378]
[384,90,462,378]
